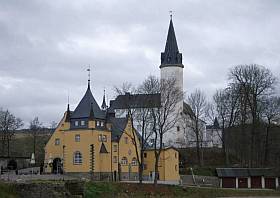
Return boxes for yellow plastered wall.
[44,113,112,173]
[63,129,111,173]
[143,148,179,181]
[118,119,140,174]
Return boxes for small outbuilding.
[216,168,279,189]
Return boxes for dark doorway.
[114,171,117,181]
[251,176,262,188]
[7,159,17,170]
[222,177,236,188]
[52,158,62,174]
[238,178,248,188]
[265,178,276,189]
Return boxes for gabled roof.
[109,117,128,141]
[109,93,161,110]
[216,168,280,177]
[160,18,183,67]
[71,83,105,119]
[99,142,109,153]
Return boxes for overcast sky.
[0,0,279,127]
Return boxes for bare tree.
[213,87,239,165]
[186,89,208,166]
[229,64,276,166]
[0,109,23,156]
[29,117,42,156]
[261,96,280,166]
[151,77,183,185]
[114,82,143,183]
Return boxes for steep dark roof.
[109,117,128,141]
[71,83,105,119]
[110,93,161,110]
[183,102,195,118]
[99,142,109,153]
[216,168,280,177]
[101,92,107,110]
[160,18,183,67]
[65,104,71,122]
[206,118,221,130]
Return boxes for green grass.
[85,182,280,198]
[0,183,18,198]
[85,182,119,197]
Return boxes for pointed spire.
[101,89,107,110]
[160,15,183,68]
[65,103,71,122]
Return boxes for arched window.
[121,157,128,165]
[131,157,137,166]
[73,151,82,164]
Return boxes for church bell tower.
[160,16,184,113]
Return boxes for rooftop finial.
[87,65,91,88]
[169,10,173,19]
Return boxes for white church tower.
[160,16,184,145]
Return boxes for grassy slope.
[85,182,280,198]
[0,183,17,198]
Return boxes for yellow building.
[44,15,182,182]
[143,147,180,182]
[44,82,140,181]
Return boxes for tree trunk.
[263,123,270,167]
[154,152,160,186]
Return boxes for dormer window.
[97,121,100,127]
[74,121,79,126]
[100,121,104,127]
[81,120,85,126]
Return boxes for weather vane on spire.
[169,10,173,19]
[87,65,91,85]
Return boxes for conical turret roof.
[71,83,105,119]
[160,18,183,68]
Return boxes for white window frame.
[55,138,60,145]
[75,134,80,142]
[102,135,107,142]
[81,120,85,126]
[74,121,79,126]
[121,157,128,165]
[73,151,82,164]
[131,157,137,166]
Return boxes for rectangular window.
[98,134,102,142]
[81,120,85,126]
[102,135,107,142]
[100,121,104,127]
[74,121,79,126]
[113,156,117,163]
[96,121,100,126]
[75,134,80,142]
[55,138,60,145]
[124,137,128,144]
[144,153,147,158]
[113,145,117,152]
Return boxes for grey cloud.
[0,0,279,126]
